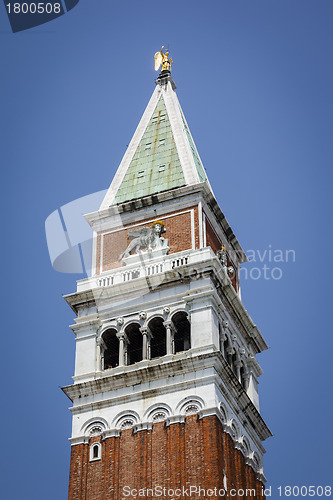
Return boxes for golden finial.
[154,46,173,72]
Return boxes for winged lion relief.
[119,221,168,262]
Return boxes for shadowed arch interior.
[172,311,191,353]
[102,329,119,369]
[149,317,167,358]
[126,323,143,365]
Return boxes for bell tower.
[62,52,271,500]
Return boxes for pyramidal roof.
[100,75,214,209]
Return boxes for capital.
[116,331,128,343]
[140,326,152,338]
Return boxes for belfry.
[63,49,271,500]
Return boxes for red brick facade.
[95,207,199,274]
[205,217,238,292]
[68,415,264,500]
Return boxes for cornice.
[62,351,271,443]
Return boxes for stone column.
[221,320,229,359]
[243,371,250,391]
[219,333,226,357]
[163,321,174,355]
[140,327,150,360]
[117,332,127,367]
[226,347,234,367]
[96,338,106,371]
[234,359,242,383]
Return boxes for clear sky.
[1,1,332,499]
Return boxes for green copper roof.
[179,106,207,183]
[114,96,185,204]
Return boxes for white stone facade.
[63,243,271,481]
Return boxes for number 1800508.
[277,486,332,497]
[6,3,62,14]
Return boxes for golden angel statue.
[154,46,173,72]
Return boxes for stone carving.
[119,221,167,261]
[152,411,168,422]
[217,245,227,267]
[227,266,235,277]
[89,425,103,436]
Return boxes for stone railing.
[77,247,215,292]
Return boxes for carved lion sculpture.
[118,221,166,261]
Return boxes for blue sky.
[1,1,332,499]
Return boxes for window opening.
[149,317,167,359]
[173,312,191,353]
[126,323,143,365]
[102,329,119,369]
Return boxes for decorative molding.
[103,428,121,439]
[113,410,140,430]
[165,415,186,426]
[133,422,154,433]
[177,396,205,415]
[81,417,108,436]
[144,403,172,423]
[69,436,88,445]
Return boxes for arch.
[172,311,191,353]
[125,322,143,365]
[114,410,140,430]
[89,442,102,461]
[102,328,119,369]
[219,402,229,424]
[99,321,118,338]
[148,317,167,359]
[230,419,240,440]
[252,451,262,472]
[241,436,251,457]
[82,417,108,436]
[177,396,205,415]
[144,403,172,423]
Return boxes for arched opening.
[126,323,143,365]
[232,352,237,376]
[89,442,101,461]
[224,337,233,367]
[240,364,247,389]
[172,312,191,353]
[219,323,224,353]
[102,329,119,369]
[223,338,229,360]
[149,317,167,359]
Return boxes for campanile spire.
[100,48,214,209]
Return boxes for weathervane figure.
[154,46,173,72]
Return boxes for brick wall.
[95,206,199,274]
[68,415,265,500]
[205,217,238,292]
